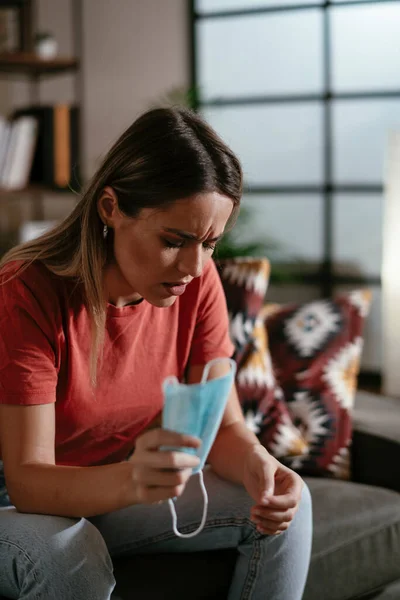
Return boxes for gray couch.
[112,390,400,600]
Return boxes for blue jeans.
[0,467,312,599]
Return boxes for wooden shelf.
[0,53,79,76]
[0,185,76,195]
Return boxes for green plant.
[214,206,278,259]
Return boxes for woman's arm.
[0,403,200,518]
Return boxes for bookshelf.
[0,52,79,75]
[0,0,82,238]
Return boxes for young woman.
[0,107,312,600]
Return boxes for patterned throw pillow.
[264,290,372,480]
[215,258,270,366]
[216,257,308,460]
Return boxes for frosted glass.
[331,3,400,92]
[196,11,323,99]
[231,194,324,262]
[333,100,400,184]
[336,285,382,371]
[196,0,323,13]
[202,104,323,185]
[333,195,383,278]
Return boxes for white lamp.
[382,131,400,398]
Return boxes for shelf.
[0,185,77,196]
[0,53,79,76]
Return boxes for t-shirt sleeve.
[0,264,60,405]
[189,259,235,367]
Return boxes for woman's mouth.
[162,282,189,296]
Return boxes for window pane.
[335,285,382,372]
[202,104,323,185]
[267,284,322,305]
[332,100,400,184]
[331,0,380,3]
[196,0,323,14]
[331,3,400,92]
[196,11,323,99]
[232,194,324,263]
[333,194,382,278]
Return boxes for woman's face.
[100,190,234,308]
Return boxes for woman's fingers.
[135,483,188,505]
[251,507,296,523]
[134,467,194,487]
[140,449,201,471]
[253,516,291,535]
[136,428,201,452]
[128,428,202,504]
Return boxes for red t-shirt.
[0,260,234,467]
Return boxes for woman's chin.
[150,295,177,308]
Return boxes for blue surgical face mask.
[162,357,236,538]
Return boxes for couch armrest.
[351,391,400,492]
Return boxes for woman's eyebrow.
[162,227,223,243]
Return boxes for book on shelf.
[0,7,19,53]
[0,113,38,190]
[0,103,80,192]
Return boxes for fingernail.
[257,526,266,534]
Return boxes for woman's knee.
[288,481,313,544]
[0,509,115,599]
[36,516,115,597]
[298,481,313,523]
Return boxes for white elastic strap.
[167,470,208,539]
[201,357,236,384]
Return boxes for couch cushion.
[264,290,372,479]
[352,392,400,493]
[216,257,307,461]
[303,477,400,600]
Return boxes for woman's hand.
[128,428,201,505]
[243,444,304,535]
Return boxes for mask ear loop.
[164,357,236,538]
[167,470,208,539]
[200,357,236,384]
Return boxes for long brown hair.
[0,107,243,383]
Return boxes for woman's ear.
[97,186,120,227]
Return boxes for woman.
[0,107,312,599]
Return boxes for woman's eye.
[163,239,184,249]
[203,242,216,252]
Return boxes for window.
[192,0,400,376]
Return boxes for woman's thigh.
[89,466,265,557]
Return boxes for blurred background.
[0,0,399,394]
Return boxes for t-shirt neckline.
[106,299,147,318]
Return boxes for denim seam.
[240,536,262,600]
[0,537,40,595]
[311,515,400,560]
[112,516,257,556]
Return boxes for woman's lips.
[162,282,188,296]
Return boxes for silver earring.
[103,224,108,239]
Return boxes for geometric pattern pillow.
[215,257,308,460]
[264,289,372,480]
[236,316,308,460]
[215,257,271,366]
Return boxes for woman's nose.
[177,246,203,279]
